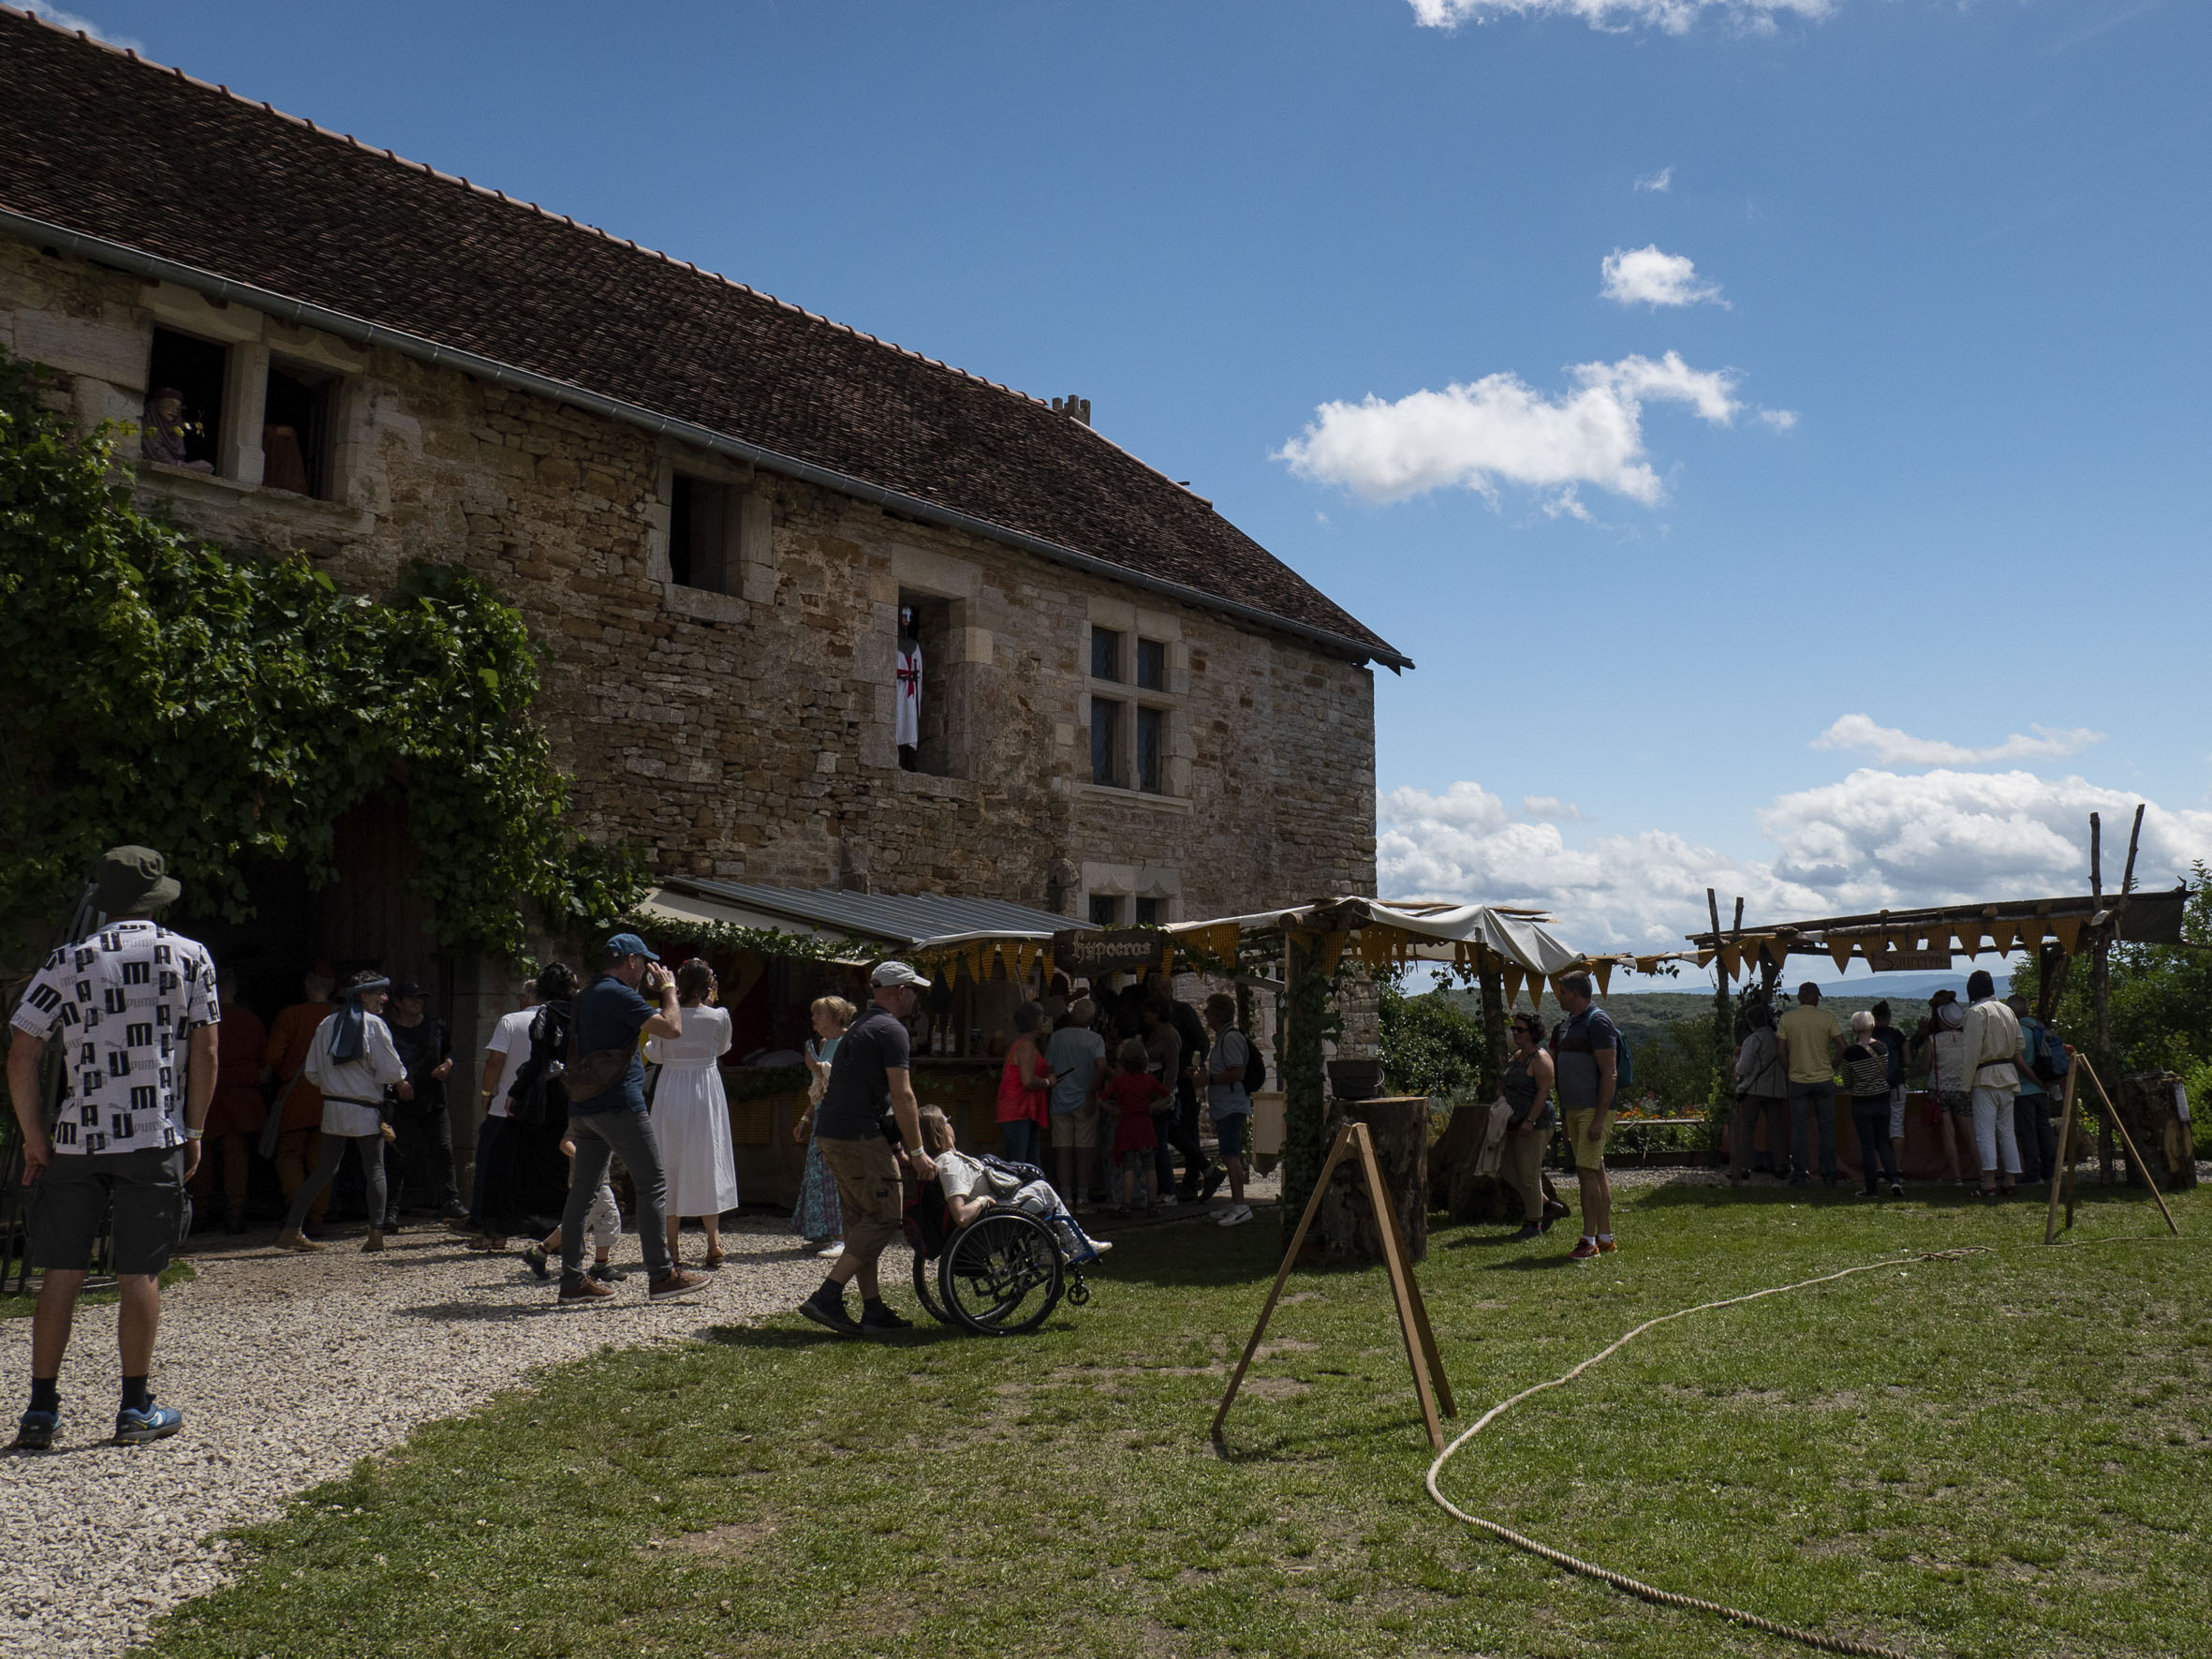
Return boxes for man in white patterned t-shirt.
[6,848,219,1449]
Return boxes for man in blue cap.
[555,934,707,1304]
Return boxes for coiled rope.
[1423,1247,1996,1659]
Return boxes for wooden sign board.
[1052,927,1167,976]
[1872,950,1953,972]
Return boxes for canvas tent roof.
[632,878,1080,955]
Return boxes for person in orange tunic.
[262,964,334,1235]
[186,968,266,1234]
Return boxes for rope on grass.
[1424,1248,1994,1659]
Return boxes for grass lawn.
[0,1258,194,1319]
[144,1181,2212,1659]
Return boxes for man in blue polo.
[553,934,706,1305]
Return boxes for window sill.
[1080,783,1192,814]
[662,583,748,627]
[134,462,355,517]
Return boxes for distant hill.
[1437,985,1938,1057]
[1614,970,2005,1001]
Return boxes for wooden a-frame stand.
[1213,1119,1456,1451]
[2046,1054,2181,1244]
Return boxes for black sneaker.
[859,1301,913,1333]
[799,1287,862,1336]
[587,1263,627,1284]
[521,1245,552,1281]
[12,1409,58,1451]
[1511,1223,1543,1241]
[1890,1181,1905,1198]
[1199,1165,1227,1203]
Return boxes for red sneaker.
[1569,1238,1600,1261]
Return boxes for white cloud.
[1757,407,1799,430]
[1409,0,1833,34]
[1276,350,1739,508]
[1379,768,2212,953]
[22,3,139,48]
[1635,166,1674,194]
[1601,245,1726,309]
[1813,714,2105,770]
[1524,795,1585,822]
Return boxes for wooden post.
[1708,890,1732,1160]
[2076,1055,2180,1237]
[1214,1121,1453,1450]
[2043,1065,2077,1244]
[1476,951,1505,1108]
[2089,813,2114,1183]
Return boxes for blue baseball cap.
[605,931,659,962]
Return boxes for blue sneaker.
[12,1409,58,1451]
[113,1400,184,1445]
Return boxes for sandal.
[702,1249,726,1270]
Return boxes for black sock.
[29,1377,59,1415]
[815,1281,846,1303]
[120,1375,152,1414]
[862,1296,887,1311]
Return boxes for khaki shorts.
[1563,1109,1611,1172]
[1050,1104,1099,1149]
[815,1134,904,1262]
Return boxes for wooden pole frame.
[1213,1119,1455,1450]
[2074,1054,2181,1237]
[2043,1066,2078,1245]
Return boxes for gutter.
[1,207,1413,673]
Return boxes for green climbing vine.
[0,349,643,971]
[1278,935,1350,1233]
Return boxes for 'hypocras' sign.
[1053,928,1167,975]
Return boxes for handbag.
[565,1045,634,1103]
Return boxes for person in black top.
[1842,1011,1903,1198]
[800,960,937,1337]
[383,978,462,1228]
[1143,970,1217,1199]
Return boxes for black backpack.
[507,1003,571,1129]
[1233,1028,1266,1093]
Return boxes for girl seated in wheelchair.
[916,1106,1111,1266]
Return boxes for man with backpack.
[2009,993,2057,1184]
[1551,971,1621,1260]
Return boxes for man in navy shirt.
[1551,972,1620,1261]
[555,933,706,1305]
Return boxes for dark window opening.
[1136,637,1166,690]
[1136,705,1163,794]
[670,473,731,592]
[143,327,227,471]
[1090,628,1124,682]
[896,590,958,777]
[1089,894,1124,926]
[262,362,334,497]
[1134,896,1162,926]
[1091,698,1124,787]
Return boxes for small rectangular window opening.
[1091,699,1124,787]
[1136,705,1163,795]
[1089,894,1124,926]
[1133,896,1162,926]
[1091,628,1124,683]
[143,327,227,471]
[669,473,730,592]
[1135,638,1166,691]
[262,362,335,497]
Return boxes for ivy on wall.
[0,351,641,972]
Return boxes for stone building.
[0,14,1405,1047]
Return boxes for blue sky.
[48,0,2212,947]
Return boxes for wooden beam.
[2044,1065,2077,1244]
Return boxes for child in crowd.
[920,1107,1110,1266]
[521,1134,624,1283]
[1099,1037,1169,1216]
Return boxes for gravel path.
[0,1216,836,1658]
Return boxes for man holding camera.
[554,933,706,1305]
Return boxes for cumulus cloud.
[1601,245,1726,309]
[1379,770,2212,952]
[1813,714,2104,769]
[1408,0,1833,33]
[1635,166,1674,193]
[1276,350,1739,508]
[1757,408,1799,430]
[1524,795,1585,822]
[21,3,139,48]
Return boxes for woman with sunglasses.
[1503,1012,1571,1240]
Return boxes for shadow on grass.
[699,1320,975,1351]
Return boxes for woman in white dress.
[647,959,738,1268]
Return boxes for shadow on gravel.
[390,1298,568,1323]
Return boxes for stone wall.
[2,234,1380,933]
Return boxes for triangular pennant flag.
[1634,955,1659,977]
[1988,922,2016,957]
[1716,942,1739,982]
[2051,916,2084,955]
[1502,967,1525,1009]
[1957,926,1981,959]
[1829,938,1854,975]
[1595,962,1613,996]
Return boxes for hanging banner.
[1053,927,1169,977]
[1875,949,1954,972]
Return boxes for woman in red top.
[995,1001,1052,1170]
[191,967,269,1234]
[1102,1038,1169,1216]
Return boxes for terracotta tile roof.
[0,8,1404,666]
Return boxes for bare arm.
[479,1050,508,1107]
[639,968,683,1042]
[179,1023,218,1179]
[887,1067,935,1180]
[945,1191,991,1227]
[7,1032,50,1182]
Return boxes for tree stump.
[1312,1097,1430,1264]
[1428,1102,1486,1210]
[2116,1070,2198,1192]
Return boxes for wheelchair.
[904,1184,1091,1338]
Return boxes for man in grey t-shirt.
[1550,972,1619,1262]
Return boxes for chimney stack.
[1051,394,1092,427]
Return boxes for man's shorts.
[815,1134,904,1258]
[1211,1110,1249,1161]
[26,1147,185,1276]
[1563,1109,1611,1172]
[1050,1104,1099,1149]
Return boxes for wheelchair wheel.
[911,1246,957,1327]
[938,1210,1063,1337]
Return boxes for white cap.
[871,959,930,988]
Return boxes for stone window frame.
[648,444,776,626]
[134,283,367,508]
[1082,861,1180,925]
[872,541,994,779]
[1081,599,1190,807]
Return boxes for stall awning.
[631,877,1084,963]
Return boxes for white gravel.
[0,1216,836,1658]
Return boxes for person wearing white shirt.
[1960,969,2024,1199]
[278,970,406,1252]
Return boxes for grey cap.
[870,959,930,988]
